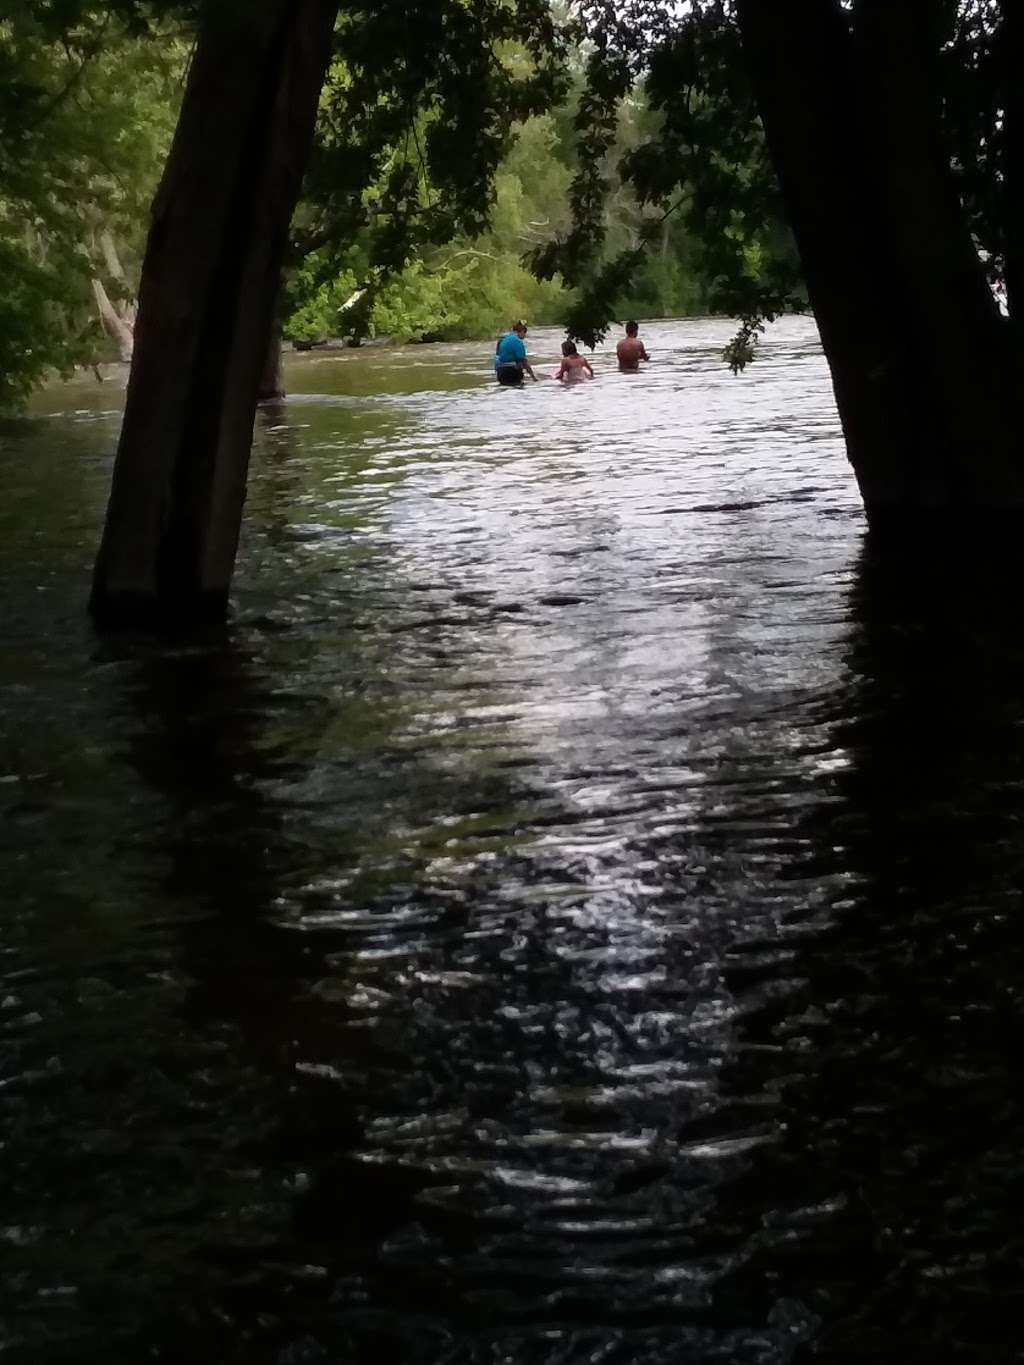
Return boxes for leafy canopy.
[0,2,185,405]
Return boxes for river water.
[2,318,1023,1364]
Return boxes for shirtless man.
[616,320,650,372]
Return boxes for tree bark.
[92,277,134,362]
[96,231,138,332]
[735,0,1022,539]
[257,327,286,402]
[1000,0,1023,322]
[849,0,1017,513]
[735,0,916,511]
[90,0,338,625]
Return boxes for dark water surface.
[3,320,1023,1364]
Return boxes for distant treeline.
[286,97,802,346]
[0,12,802,406]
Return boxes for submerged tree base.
[864,504,1024,555]
[89,586,231,630]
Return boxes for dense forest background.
[0,7,803,408]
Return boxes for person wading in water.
[494,320,539,386]
[616,320,650,372]
[555,340,594,383]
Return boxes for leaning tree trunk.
[90,0,337,625]
[735,0,1023,540]
[91,278,135,362]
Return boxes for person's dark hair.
[513,319,528,333]
[625,320,639,336]
[561,340,578,357]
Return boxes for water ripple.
[3,318,1020,1362]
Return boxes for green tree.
[354,113,574,341]
[735,0,1020,534]
[280,18,571,350]
[541,0,1021,535]
[90,0,338,624]
[39,0,1018,626]
[0,7,183,405]
[90,0,572,625]
[530,4,803,349]
[281,83,762,349]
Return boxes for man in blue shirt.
[494,320,538,386]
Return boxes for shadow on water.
[64,627,557,1365]
[11,556,1024,1365]
[12,629,343,1364]
[707,547,1024,1365]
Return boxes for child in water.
[555,340,594,383]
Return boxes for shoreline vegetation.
[1,10,803,413]
[76,312,802,390]
[15,0,1015,619]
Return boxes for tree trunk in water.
[735,0,1022,540]
[90,0,337,625]
[850,0,1019,518]
[257,327,286,402]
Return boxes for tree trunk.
[98,231,137,330]
[92,277,135,362]
[850,0,1016,511]
[1000,1,1023,322]
[90,0,337,625]
[735,0,1022,539]
[257,327,286,402]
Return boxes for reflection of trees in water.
[124,632,305,1045]
[115,620,544,1362]
[704,549,1024,1362]
[113,631,358,1361]
[99,536,1024,1362]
